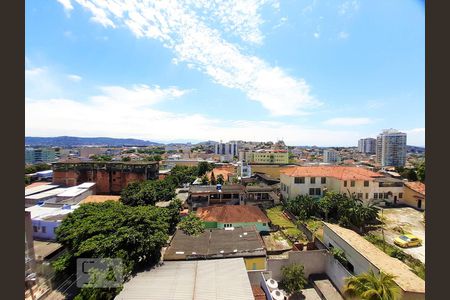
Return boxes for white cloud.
[62,0,320,116]
[337,31,349,39]
[323,117,374,126]
[403,128,425,146]
[313,32,320,39]
[25,85,359,146]
[67,74,82,82]
[338,0,360,16]
[57,0,73,12]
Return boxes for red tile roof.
[404,181,425,195]
[280,166,383,181]
[251,285,266,300]
[197,205,270,224]
[25,182,52,189]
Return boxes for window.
[321,177,326,184]
[357,193,363,199]
[399,193,403,199]
[344,181,347,187]
[384,193,389,199]
[41,226,46,234]
[365,193,369,199]
[351,181,355,187]
[309,188,315,196]
[379,193,383,199]
[33,226,38,233]
[347,262,355,273]
[310,177,316,184]
[374,193,378,199]
[224,223,233,228]
[295,177,305,184]
[315,188,321,196]
[262,223,266,226]
[364,181,369,187]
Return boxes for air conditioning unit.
[271,289,285,300]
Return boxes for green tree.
[178,212,205,236]
[216,174,225,185]
[122,156,131,162]
[416,161,425,182]
[280,264,308,296]
[318,193,335,221]
[344,270,401,300]
[286,194,317,220]
[91,155,113,161]
[120,180,176,206]
[201,174,209,185]
[404,169,418,181]
[197,161,210,176]
[210,171,217,185]
[54,202,171,298]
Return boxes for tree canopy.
[120,180,176,206]
[178,212,205,236]
[280,264,308,296]
[53,202,175,298]
[344,270,400,300]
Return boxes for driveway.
[378,207,425,263]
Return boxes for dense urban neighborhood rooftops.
[323,222,425,294]
[196,205,270,224]
[280,166,385,181]
[79,195,121,204]
[189,184,246,194]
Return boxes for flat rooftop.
[25,184,59,196]
[33,240,63,261]
[164,226,266,260]
[189,184,245,194]
[323,222,425,294]
[79,195,120,204]
[115,258,254,300]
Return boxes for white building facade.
[376,129,407,167]
[280,166,404,203]
[323,149,341,164]
[358,138,376,154]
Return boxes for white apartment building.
[358,138,376,154]
[239,149,289,164]
[215,141,239,161]
[323,149,341,164]
[280,166,404,203]
[376,129,407,167]
[237,161,252,178]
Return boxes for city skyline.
[26,0,425,146]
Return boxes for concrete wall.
[244,257,267,271]
[267,250,328,281]
[325,253,353,292]
[217,222,270,232]
[323,226,379,276]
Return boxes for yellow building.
[240,150,289,164]
[244,257,267,271]
[402,181,425,210]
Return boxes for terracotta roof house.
[196,205,270,232]
[280,166,404,204]
[402,181,426,210]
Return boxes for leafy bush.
[178,213,205,236]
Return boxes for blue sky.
[25,0,425,146]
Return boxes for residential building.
[239,149,289,164]
[25,182,96,207]
[244,184,281,207]
[214,141,239,161]
[323,149,341,164]
[376,129,407,167]
[79,147,108,158]
[358,138,376,154]
[237,161,252,178]
[323,223,425,300]
[206,165,236,183]
[280,166,404,203]
[115,258,254,300]
[25,148,59,164]
[52,160,159,194]
[164,226,267,271]
[187,184,246,209]
[402,181,425,210]
[25,204,79,240]
[196,205,270,232]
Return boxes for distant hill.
[25,136,162,147]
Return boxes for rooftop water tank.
[271,289,285,300]
[266,278,278,290]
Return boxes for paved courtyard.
[378,207,425,263]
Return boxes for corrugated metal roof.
[115,258,254,300]
[25,184,60,196]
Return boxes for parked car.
[394,234,422,248]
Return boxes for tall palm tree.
[344,270,401,300]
